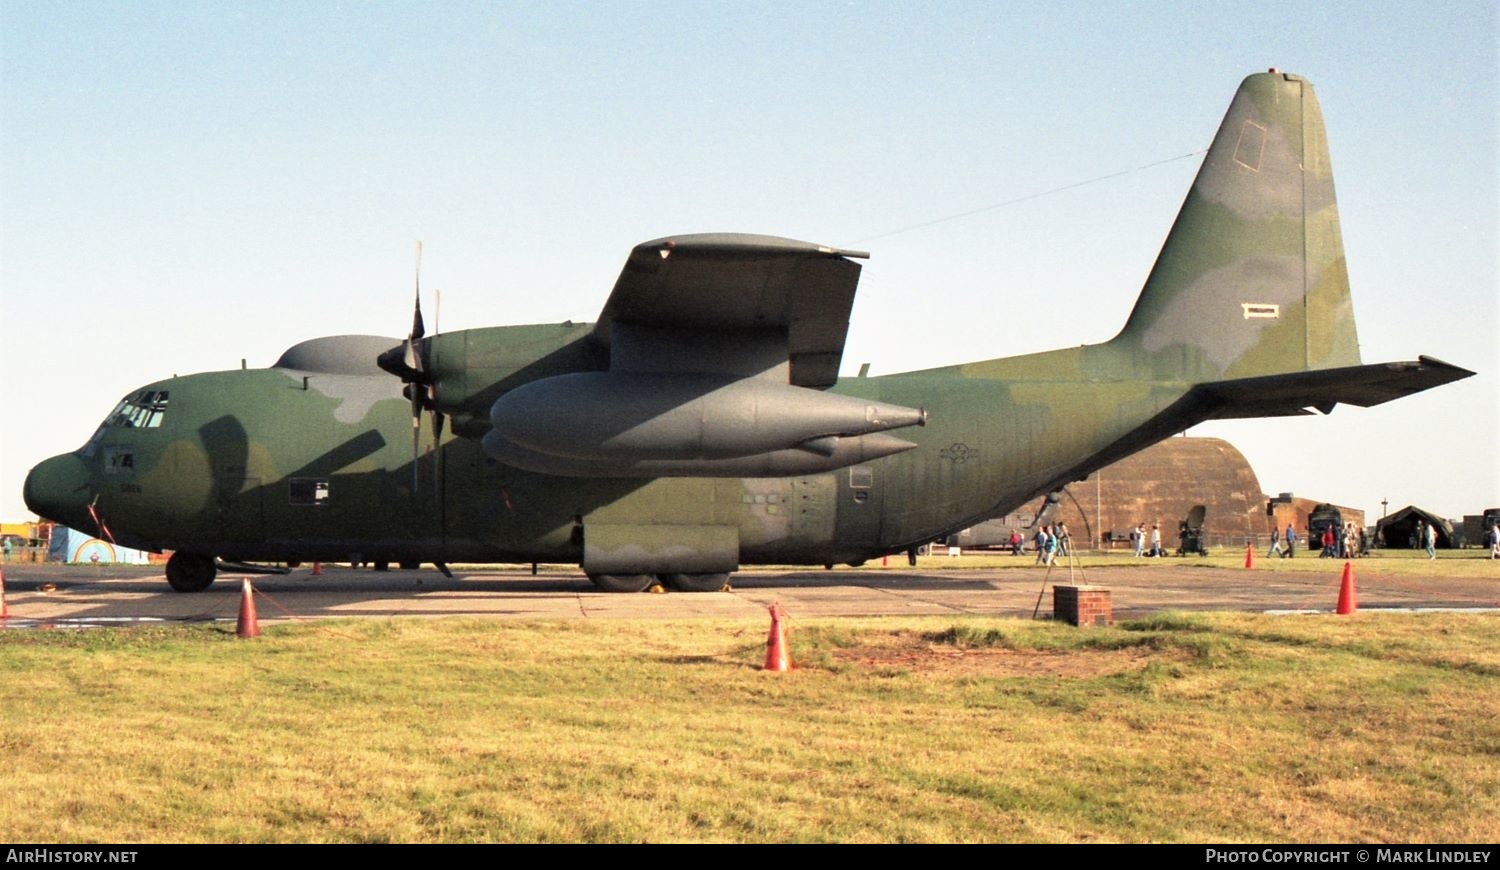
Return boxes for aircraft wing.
[483,234,930,477]
[591,233,868,388]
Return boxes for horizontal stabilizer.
[1039,357,1473,498]
[1192,356,1475,420]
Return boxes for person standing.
[1132,524,1145,557]
[1149,524,1162,558]
[1489,523,1500,560]
[1425,521,1437,559]
[1284,523,1296,558]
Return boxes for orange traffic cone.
[763,601,792,672]
[0,568,9,619]
[311,561,323,576]
[1244,544,1254,569]
[1336,562,1358,615]
[236,579,261,638]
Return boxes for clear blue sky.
[2,0,1495,523]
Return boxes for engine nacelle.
[482,429,918,477]
[488,372,925,463]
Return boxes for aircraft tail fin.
[1112,71,1360,381]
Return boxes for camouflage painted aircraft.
[23,71,1473,592]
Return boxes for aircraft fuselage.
[25,325,1158,573]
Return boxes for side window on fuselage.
[289,479,330,506]
[102,445,135,475]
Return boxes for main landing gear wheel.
[165,552,217,593]
[660,572,731,593]
[587,573,658,593]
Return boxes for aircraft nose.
[23,453,94,527]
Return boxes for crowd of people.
[1025,523,1071,566]
[986,515,1500,560]
[1311,521,1369,559]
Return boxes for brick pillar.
[1053,584,1113,627]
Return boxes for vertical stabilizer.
[1113,71,1360,381]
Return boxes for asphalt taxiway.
[1,561,1494,627]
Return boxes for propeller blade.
[411,241,425,342]
[411,387,423,492]
[423,383,443,488]
[402,338,420,374]
[409,240,426,492]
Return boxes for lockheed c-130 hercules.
[23,71,1473,593]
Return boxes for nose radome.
[23,453,94,527]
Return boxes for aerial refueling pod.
[483,372,926,477]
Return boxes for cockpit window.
[104,390,170,428]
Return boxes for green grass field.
[2,610,1496,842]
